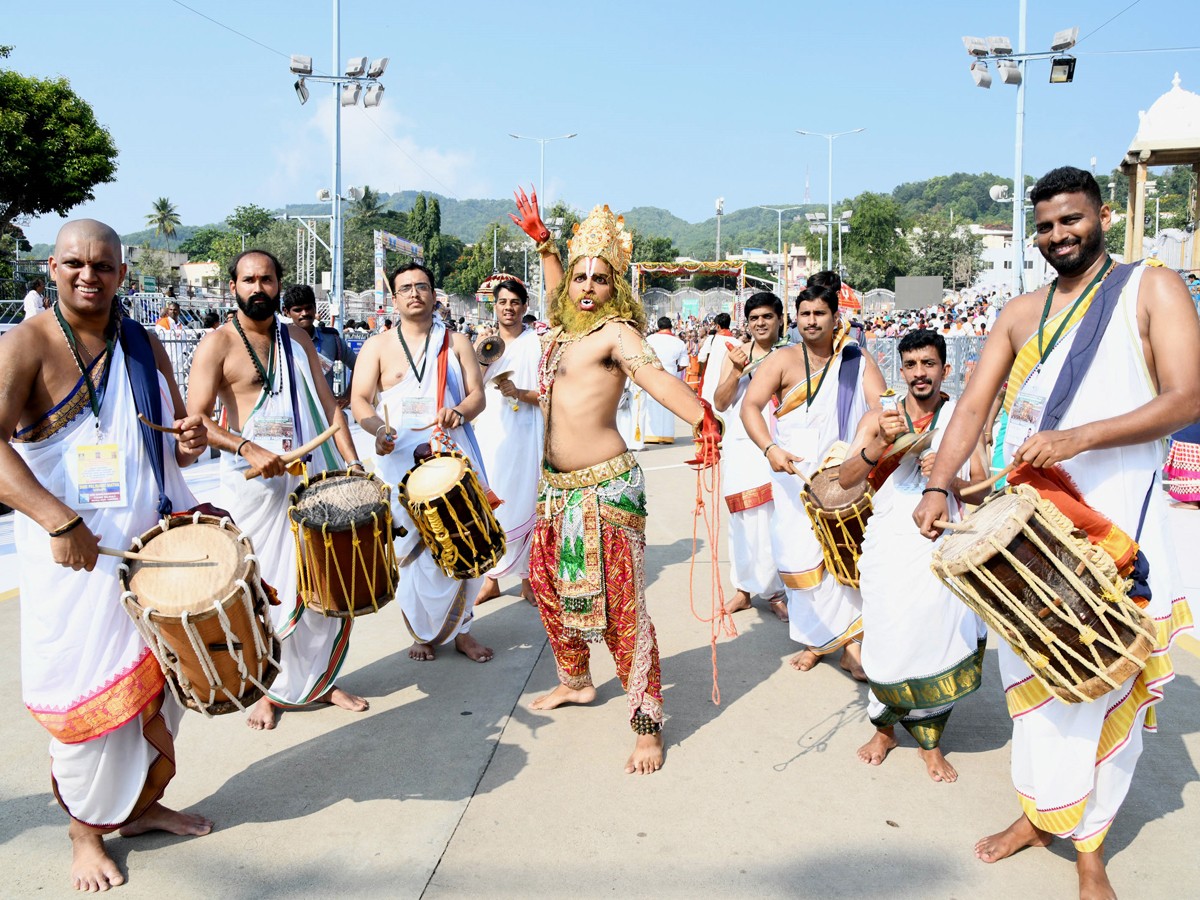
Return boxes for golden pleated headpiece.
[567,205,633,273]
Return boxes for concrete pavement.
[2,433,1198,899]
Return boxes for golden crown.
[567,205,633,274]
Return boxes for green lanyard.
[398,326,433,384]
[802,344,833,409]
[1037,257,1112,364]
[54,302,114,424]
[903,393,945,433]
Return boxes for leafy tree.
[839,192,912,292]
[225,204,274,240]
[630,227,678,289]
[442,223,523,296]
[0,65,118,233]
[134,243,170,287]
[177,227,226,261]
[907,215,984,290]
[350,185,384,223]
[145,197,181,251]
[1105,217,1126,257]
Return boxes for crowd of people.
[0,167,1197,900]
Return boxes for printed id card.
[1006,390,1047,448]
[254,416,295,454]
[66,443,128,509]
[399,396,437,429]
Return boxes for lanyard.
[802,344,832,409]
[398,326,433,384]
[1037,257,1112,364]
[903,393,945,433]
[53,302,114,424]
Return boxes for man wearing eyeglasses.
[351,262,495,664]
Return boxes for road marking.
[0,588,18,603]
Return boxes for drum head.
[935,488,1036,574]
[806,466,868,510]
[127,522,245,615]
[405,455,467,503]
[292,472,389,529]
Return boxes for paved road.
[2,435,1198,898]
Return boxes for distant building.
[970,223,1051,291]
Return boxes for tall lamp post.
[715,197,725,261]
[962,5,1079,295]
[288,0,388,334]
[796,128,864,271]
[756,205,803,289]
[509,132,577,319]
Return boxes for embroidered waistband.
[542,451,638,490]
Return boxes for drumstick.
[243,422,342,480]
[958,463,1016,502]
[137,413,183,435]
[99,546,209,564]
[932,519,973,532]
[384,404,390,433]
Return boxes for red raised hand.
[509,185,551,243]
[686,399,724,470]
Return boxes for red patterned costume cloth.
[529,452,663,728]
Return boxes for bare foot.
[530,682,596,710]
[474,577,502,605]
[1169,500,1199,509]
[839,643,868,682]
[69,822,123,893]
[857,727,898,765]
[766,593,789,623]
[246,695,279,730]
[918,745,958,783]
[625,732,664,774]
[409,641,436,661]
[974,813,1053,863]
[1077,846,1116,900]
[789,648,821,671]
[317,685,369,712]
[117,802,213,838]
[520,578,537,606]
[454,632,494,662]
[724,589,752,614]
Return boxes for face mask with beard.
[237,290,279,322]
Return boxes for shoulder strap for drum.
[278,323,307,456]
[836,344,862,443]
[119,317,172,515]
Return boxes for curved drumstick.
[137,413,182,435]
[243,422,342,480]
[932,519,973,533]
[100,546,209,564]
[957,463,1016,504]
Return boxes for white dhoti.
[642,330,690,443]
[219,323,348,708]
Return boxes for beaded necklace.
[232,313,282,395]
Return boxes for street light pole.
[756,205,803,288]
[509,132,577,319]
[330,0,343,332]
[1012,0,1028,294]
[796,128,864,271]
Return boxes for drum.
[119,513,280,716]
[399,450,506,579]
[289,470,398,618]
[802,466,873,588]
[931,485,1156,703]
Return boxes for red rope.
[688,438,736,705]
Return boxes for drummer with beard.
[187,250,365,730]
[838,329,987,782]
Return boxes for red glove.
[509,185,551,243]
[686,399,723,469]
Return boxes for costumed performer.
[351,262,495,663]
[0,220,212,891]
[187,249,367,731]
[914,166,1198,899]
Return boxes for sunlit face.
[392,270,435,322]
[567,257,614,312]
[899,346,949,400]
[746,307,782,346]
[49,230,126,319]
[494,287,527,327]
[794,299,835,347]
[231,253,281,321]
[286,300,317,333]
[1034,192,1110,278]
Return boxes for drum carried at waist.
[802,466,873,588]
[289,469,399,618]
[931,484,1155,703]
[119,513,280,716]
[399,450,505,580]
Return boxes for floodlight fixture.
[987,36,1013,55]
[363,84,385,108]
[294,78,310,105]
[289,55,313,75]
[805,212,821,223]
[346,186,363,202]
[841,209,853,220]
[341,83,362,106]
[1048,57,1076,84]
[971,61,992,89]
[367,57,389,78]
[962,36,989,57]
[989,185,1010,203]
[1050,27,1079,52]
[997,59,1023,86]
[317,188,332,201]
[716,197,725,214]
[345,56,367,77]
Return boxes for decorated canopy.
[632,260,746,298]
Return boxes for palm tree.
[352,185,384,222]
[146,197,181,251]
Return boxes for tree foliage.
[839,192,912,292]
[145,197,181,251]
[225,204,274,239]
[0,66,118,232]
[907,215,984,290]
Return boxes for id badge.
[66,443,128,509]
[254,415,295,454]
[1007,390,1047,448]
[788,427,820,464]
[399,396,437,429]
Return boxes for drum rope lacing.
[803,481,872,588]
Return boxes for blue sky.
[9,0,1199,245]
